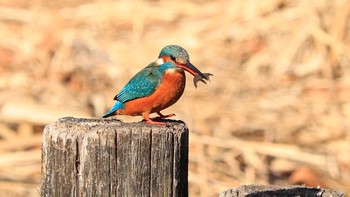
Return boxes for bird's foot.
[156,112,176,119]
[144,117,166,125]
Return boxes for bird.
[102,45,211,125]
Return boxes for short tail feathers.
[102,101,124,118]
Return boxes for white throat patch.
[155,58,164,66]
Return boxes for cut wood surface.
[40,117,188,197]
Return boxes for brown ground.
[0,0,349,196]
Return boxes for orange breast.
[118,70,186,116]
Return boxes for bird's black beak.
[179,61,209,80]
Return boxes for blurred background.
[0,0,350,196]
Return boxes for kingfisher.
[102,45,212,125]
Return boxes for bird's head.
[157,45,209,80]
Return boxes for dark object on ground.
[220,185,345,197]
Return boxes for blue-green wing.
[114,63,162,103]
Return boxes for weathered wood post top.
[40,117,189,197]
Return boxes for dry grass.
[0,0,350,196]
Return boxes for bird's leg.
[156,111,176,119]
[143,112,166,125]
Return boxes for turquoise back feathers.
[115,62,177,103]
[102,61,178,118]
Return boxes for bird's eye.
[170,55,176,61]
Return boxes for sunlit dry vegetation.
[0,0,350,196]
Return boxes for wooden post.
[40,117,188,197]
